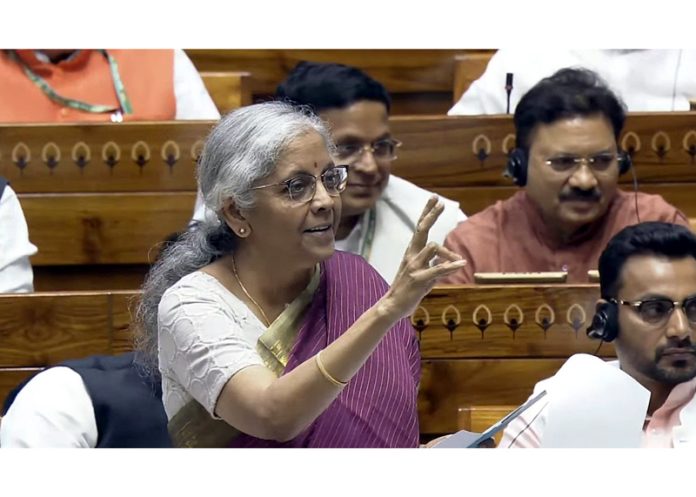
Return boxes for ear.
[221,198,251,238]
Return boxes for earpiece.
[586,301,619,342]
[504,148,528,186]
[618,151,632,176]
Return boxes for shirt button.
[60,108,68,116]
[561,264,569,271]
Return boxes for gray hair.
[134,101,333,373]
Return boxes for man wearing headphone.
[500,222,696,448]
[442,68,690,284]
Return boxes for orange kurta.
[0,49,176,122]
[442,190,691,284]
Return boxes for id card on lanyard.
[8,50,133,118]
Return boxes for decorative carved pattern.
[620,131,641,156]
[190,140,205,164]
[682,130,696,164]
[71,142,91,172]
[501,133,516,155]
[472,134,491,165]
[41,142,61,173]
[441,305,461,339]
[161,140,181,171]
[503,304,524,336]
[534,304,556,335]
[101,141,121,171]
[130,141,151,170]
[11,142,31,172]
[650,131,671,160]
[410,305,430,341]
[566,303,588,335]
[472,304,492,337]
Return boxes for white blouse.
[157,271,266,420]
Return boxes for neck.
[336,214,361,240]
[620,363,673,416]
[227,245,313,321]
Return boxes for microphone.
[505,73,514,114]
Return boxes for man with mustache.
[500,222,696,448]
[442,68,690,283]
[192,62,467,283]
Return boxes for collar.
[13,49,93,73]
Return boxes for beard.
[638,342,696,385]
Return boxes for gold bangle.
[315,350,348,388]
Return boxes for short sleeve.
[158,276,265,417]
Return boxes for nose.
[567,162,599,191]
[666,306,692,340]
[310,177,335,212]
[351,146,379,174]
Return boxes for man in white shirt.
[501,222,696,448]
[449,49,696,115]
[192,62,467,283]
[0,178,37,293]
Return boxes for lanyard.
[8,49,133,115]
[358,208,377,261]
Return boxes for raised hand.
[381,196,466,318]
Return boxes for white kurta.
[449,49,696,115]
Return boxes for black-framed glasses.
[250,165,349,205]
[612,296,696,325]
[544,152,624,173]
[334,138,402,163]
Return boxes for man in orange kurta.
[442,68,690,284]
[0,49,219,122]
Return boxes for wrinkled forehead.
[528,114,617,155]
[618,255,696,298]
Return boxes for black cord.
[671,49,683,111]
[593,339,604,356]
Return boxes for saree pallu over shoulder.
[230,251,420,448]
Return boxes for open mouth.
[304,224,332,234]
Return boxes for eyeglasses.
[334,138,402,163]
[612,296,696,325]
[544,152,625,173]
[250,165,349,205]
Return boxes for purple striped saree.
[231,251,420,448]
[169,251,420,448]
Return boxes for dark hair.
[514,67,627,151]
[598,222,696,299]
[276,61,391,114]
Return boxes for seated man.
[449,49,696,115]
[0,49,220,122]
[443,68,690,284]
[501,222,696,448]
[0,352,170,448]
[0,177,37,293]
[192,61,466,282]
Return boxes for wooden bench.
[4,114,696,290]
[187,49,495,115]
[199,71,252,114]
[0,285,607,439]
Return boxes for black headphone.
[504,149,633,187]
[586,301,619,342]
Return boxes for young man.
[501,222,696,448]
[192,62,467,283]
[443,68,689,283]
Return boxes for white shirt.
[158,271,266,420]
[191,175,467,283]
[449,49,696,115]
[0,184,37,293]
[0,367,97,447]
[172,49,221,120]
